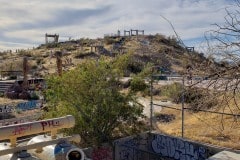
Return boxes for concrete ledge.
[207,151,240,160]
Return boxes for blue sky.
[0,0,237,51]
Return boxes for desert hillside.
[0,34,210,78]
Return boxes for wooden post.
[45,33,48,44]
[22,57,29,89]
[55,51,62,76]
[117,30,120,37]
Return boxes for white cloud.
[0,0,237,50]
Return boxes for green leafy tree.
[130,76,148,92]
[45,58,144,146]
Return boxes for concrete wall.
[82,132,239,159]
[149,133,212,160]
[83,144,113,160]
[113,132,232,160]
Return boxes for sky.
[0,0,237,52]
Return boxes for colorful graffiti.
[92,146,112,160]
[0,100,42,113]
[115,135,148,160]
[16,100,42,111]
[151,134,207,160]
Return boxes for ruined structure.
[105,29,144,38]
[117,30,121,37]
[124,29,145,37]
[130,29,144,36]
[124,30,131,36]
[186,47,195,52]
[90,42,104,53]
[45,33,59,44]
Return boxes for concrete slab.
[208,151,240,160]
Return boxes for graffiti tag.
[0,105,14,113]
[12,124,32,135]
[16,100,42,111]
[0,100,42,113]
[92,147,112,160]
[116,136,147,160]
[41,120,61,131]
[119,148,133,160]
[151,135,206,160]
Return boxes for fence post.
[181,76,185,138]
[150,67,153,132]
[113,142,116,160]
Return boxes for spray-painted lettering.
[0,105,14,113]
[12,124,32,135]
[119,149,133,160]
[41,120,61,131]
[117,136,147,160]
[92,147,112,160]
[0,100,42,113]
[16,100,42,111]
[151,135,206,160]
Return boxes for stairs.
[0,80,15,93]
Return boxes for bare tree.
[185,1,240,132]
[203,2,240,96]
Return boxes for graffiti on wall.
[118,139,136,160]
[12,124,32,135]
[119,148,134,160]
[0,100,42,113]
[16,100,42,111]
[41,120,61,131]
[114,133,209,160]
[92,146,113,160]
[0,105,14,113]
[151,134,207,160]
[0,113,41,126]
[116,135,148,160]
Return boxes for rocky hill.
[0,34,210,78]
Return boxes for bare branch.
[160,15,186,48]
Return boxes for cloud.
[0,0,237,50]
